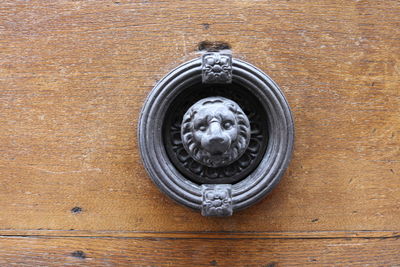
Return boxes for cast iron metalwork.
[202,52,232,83]
[201,184,232,216]
[164,83,268,185]
[138,51,294,216]
[181,96,251,168]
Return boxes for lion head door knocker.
[181,97,251,168]
[139,50,294,216]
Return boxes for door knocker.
[138,50,294,216]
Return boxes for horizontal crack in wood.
[0,230,397,240]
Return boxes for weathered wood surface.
[0,0,399,265]
[0,235,400,266]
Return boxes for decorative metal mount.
[202,52,232,84]
[138,51,294,216]
[201,184,232,216]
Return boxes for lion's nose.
[204,122,229,154]
[209,136,224,144]
[205,138,228,154]
[208,136,228,154]
[208,121,222,135]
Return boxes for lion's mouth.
[210,151,224,156]
[208,151,231,162]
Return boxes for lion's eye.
[223,121,233,129]
[198,125,207,131]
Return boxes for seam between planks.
[0,230,397,240]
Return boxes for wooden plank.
[0,229,398,239]
[0,236,399,266]
[0,0,399,233]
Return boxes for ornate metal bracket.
[202,52,232,84]
[138,51,294,216]
[201,184,232,216]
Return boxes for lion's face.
[181,97,251,168]
[192,103,238,155]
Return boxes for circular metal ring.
[138,56,294,214]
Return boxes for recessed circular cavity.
[138,57,294,212]
[163,82,269,184]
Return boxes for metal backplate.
[138,52,294,216]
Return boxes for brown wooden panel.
[0,0,399,234]
[0,229,398,239]
[0,235,399,266]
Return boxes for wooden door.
[1,0,399,265]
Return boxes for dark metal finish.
[181,96,251,168]
[202,52,232,84]
[138,52,294,216]
[201,184,232,216]
[163,83,269,185]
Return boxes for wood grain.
[0,229,399,239]
[1,0,399,233]
[0,235,399,266]
[0,0,399,265]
